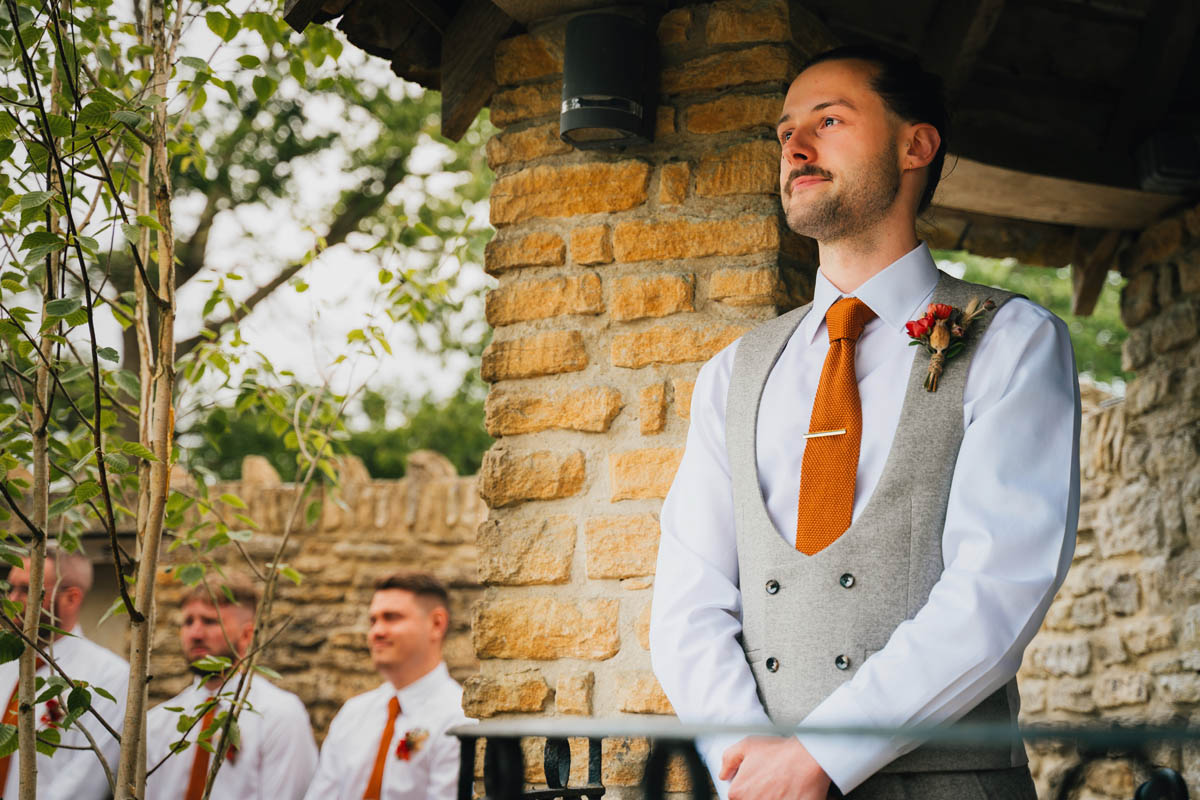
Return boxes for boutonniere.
[395,728,430,761]
[905,298,995,392]
[40,698,64,727]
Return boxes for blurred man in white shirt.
[0,548,129,800]
[306,572,469,800]
[145,573,317,800]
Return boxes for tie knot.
[826,297,876,343]
[387,696,401,718]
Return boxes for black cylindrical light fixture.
[560,12,656,150]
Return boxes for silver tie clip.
[804,429,846,439]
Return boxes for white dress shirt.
[144,674,318,800]
[0,626,129,800]
[305,663,470,800]
[650,243,1080,795]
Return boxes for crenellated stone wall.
[468,1,832,794]
[147,451,487,739]
[1018,200,1200,798]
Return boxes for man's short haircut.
[802,44,950,213]
[46,546,93,593]
[374,572,449,613]
[181,571,259,617]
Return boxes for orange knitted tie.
[795,297,876,555]
[363,696,401,800]
[183,702,217,800]
[0,659,45,792]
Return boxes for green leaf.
[180,56,209,72]
[103,452,132,474]
[112,109,145,128]
[175,563,204,585]
[0,140,12,162]
[254,664,282,680]
[190,654,231,673]
[0,724,16,759]
[18,231,65,252]
[73,480,101,504]
[218,493,245,509]
[97,595,128,626]
[251,75,276,106]
[67,685,91,713]
[121,223,140,245]
[45,297,80,317]
[35,726,59,756]
[135,214,164,232]
[205,11,229,40]
[0,113,17,138]
[20,191,53,210]
[1,194,20,213]
[278,565,302,585]
[93,686,115,703]
[97,346,119,362]
[236,55,260,69]
[0,631,24,664]
[227,528,252,542]
[114,370,140,399]
[118,440,158,462]
[77,103,111,127]
[289,58,307,83]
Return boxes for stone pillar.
[1017,200,1200,799]
[468,1,830,794]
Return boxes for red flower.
[905,316,932,339]
[395,739,412,761]
[927,303,953,320]
[40,698,64,727]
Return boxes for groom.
[650,45,1079,800]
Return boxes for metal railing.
[450,719,1194,800]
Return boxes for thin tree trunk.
[18,45,65,800]
[115,0,174,794]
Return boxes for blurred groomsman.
[305,573,470,800]
[145,574,317,800]
[0,548,129,800]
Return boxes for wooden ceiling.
[283,0,1200,311]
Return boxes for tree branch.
[176,157,410,356]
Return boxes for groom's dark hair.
[801,45,950,213]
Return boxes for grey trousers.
[836,766,1038,800]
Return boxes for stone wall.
[148,452,486,738]
[469,1,832,795]
[1018,200,1200,798]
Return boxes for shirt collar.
[388,661,450,713]
[805,242,940,342]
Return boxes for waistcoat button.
[834,654,850,670]
[765,579,780,595]
[765,657,779,672]
[839,573,855,589]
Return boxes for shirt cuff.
[797,689,907,794]
[695,733,741,800]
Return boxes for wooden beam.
[933,156,1184,230]
[1071,230,1124,316]
[922,208,1078,268]
[441,0,516,141]
[921,0,1006,99]
[283,0,324,32]
[405,0,452,34]
[1105,0,1200,156]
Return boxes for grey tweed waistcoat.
[726,272,1026,774]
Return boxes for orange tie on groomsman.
[795,297,877,555]
[183,702,218,800]
[0,658,46,792]
[362,696,401,800]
